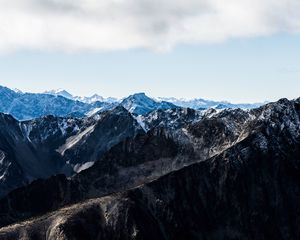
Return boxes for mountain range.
[47,87,265,110]
[0,85,264,121]
[0,85,298,240]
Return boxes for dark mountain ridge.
[0,98,299,239]
[0,106,143,197]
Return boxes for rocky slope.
[0,113,74,197]
[140,107,203,131]
[0,106,143,197]
[59,106,144,170]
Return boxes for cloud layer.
[0,0,300,52]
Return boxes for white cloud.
[0,0,300,52]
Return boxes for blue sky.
[0,1,300,103]
[1,34,300,103]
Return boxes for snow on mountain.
[121,92,177,115]
[0,86,114,120]
[1,97,300,238]
[74,94,104,103]
[45,89,264,111]
[12,88,23,94]
[44,89,74,99]
[74,95,119,104]
[0,85,265,121]
[45,89,119,104]
[156,97,264,110]
[140,107,204,131]
[0,105,143,197]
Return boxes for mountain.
[0,106,143,197]
[44,89,74,99]
[0,86,114,120]
[0,98,299,239]
[121,92,178,115]
[139,107,203,131]
[1,98,299,239]
[157,97,264,109]
[0,99,300,240]
[1,86,298,239]
[0,85,265,121]
[45,88,264,110]
[59,106,144,170]
[75,94,119,104]
[0,104,251,227]
[45,89,119,104]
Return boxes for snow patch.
[0,153,10,181]
[59,120,68,136]
[57,125,96,155]
[0,151,5,165]
[86,107,103,117]
[134,115,147,132]
[73,161,95,173]
[20,123,33,142]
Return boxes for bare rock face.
[0,99,300,240]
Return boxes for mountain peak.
[121,92,177,115]
[12,88,23,94]
[128,92,149,100]
[44,89,73,99]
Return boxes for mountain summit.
[44,89,74,99]
[121,92,177,115]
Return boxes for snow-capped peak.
[44,89,74,99]
[121,93,177,115]
[12,88,23,94]
[44,89,119,104]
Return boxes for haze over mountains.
[0,85,299,240]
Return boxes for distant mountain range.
[44,89,118,104]
[45,88,264,110]
[0,85,265,120]
[0,86,114,120]
[156,97,265,110]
